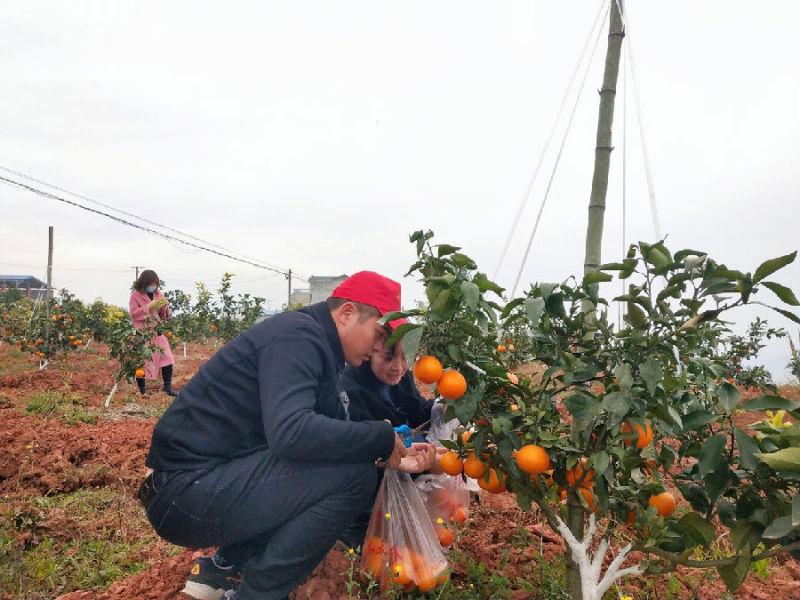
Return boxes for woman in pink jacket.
[129,269,177,397]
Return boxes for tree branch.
[640,540,800,568]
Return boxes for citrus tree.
[385,230,800,599]
[103,316,160,407]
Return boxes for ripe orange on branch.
[439,451,463,476]
[565,458,595,488]
[621,420,654,449]
[514,444,551,475]
[648,491,677,517]
[134,368,145,378]
[463,452,487,479]
[437,370,467,400]
[413,355,444,384]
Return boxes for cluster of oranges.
[361,536,449,594]
[413,355,467,400]
[496,338,516,353]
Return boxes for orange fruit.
[460,430,473,445]
[473,417,489,427]
[565,458,595,488]
[363,551,384,578]
[439,451,463,476]
[450,505,468,524]
[621,420,654,449]
[413,355,444,384]
[75,340,83,346]
[648,492,677,517]
[497,344,507,353]
[579,488,597,512]
[435,526,454,546]
[437,370,467,400]
[463,452,486,479]
[135,368,145,378]
[416,574,437,593]
[210,324,217,332]
[514,444,551,475]
[436,569,450,586]
[390,562,413,587]
[477,468,505,493]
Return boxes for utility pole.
[571,3,625,600]
[45,226,54,349]
[286,269,292,309]
[131,266,145,280]
[583,0,625,277]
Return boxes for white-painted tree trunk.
[38,359,49,371]
[183,342,187,358]
[104,381,119,408]
[554,514,643,600]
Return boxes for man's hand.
[427,446,449,474]
[386,433,408,469]
[396,442,437,474]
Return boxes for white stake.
[104,381,119,408]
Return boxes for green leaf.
[451,253,477,269]
[753,251,797,282]
[385,322,421,348]
[401,326,423,365]
[766,305,800,326]
[460,281,480,311]
[717,542,751,592]
[639,356,662,397]
[699,434,727,477]
[473,272,504,296]
[741,395,799,411]
[590,451,610,476]
[676,513,716,548]
[601,391,631,423]
[717,381,741,414]
[762,514,797,539]
[761,281,800,306]
[733,426,761,471]
[614,363,634,393]
[454,381,484,425]
[583,270,614,286]
[681,410,716,432]
[627,303,648,329]
[794,495,800,528]
[524,298,545,328]
[436,244,461,257]
[677,482,710,514]
[755,447,800,473]
[564,393,600,421]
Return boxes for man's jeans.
[145,449,378,600]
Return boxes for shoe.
[221,591,237,600]
[163,384,178,397]
[180,556,238,600]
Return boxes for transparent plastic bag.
[425,401,480,493]
[360,469,450,594]
[415,473,470,548]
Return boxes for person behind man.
[337,339,440,548]
[138,271,433,600]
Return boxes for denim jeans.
[146,448,378,600]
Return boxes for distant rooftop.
[308,275,348,283]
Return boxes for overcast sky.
[1,1,798,378]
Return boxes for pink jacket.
[129,290,174,378]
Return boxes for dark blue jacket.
[146,302,396,471]
[341,363,433,429]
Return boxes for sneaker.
[180,556,239,600]
[221,591,237,600]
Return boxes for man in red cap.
[139,271,430,600]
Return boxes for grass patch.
[25,390,96,424]
[0,489,160,599]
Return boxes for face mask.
[145,285,157,294]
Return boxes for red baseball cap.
[330,271,407,330]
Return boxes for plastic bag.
[425,401,480,493]
[415,473,470,548]
[360,469,450,594]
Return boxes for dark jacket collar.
[300,302,346,373]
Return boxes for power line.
[510,3,609,297]
[493,0,610,281]
[0,174,308,280]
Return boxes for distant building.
[308,275,348,303]
[289,274,348,307]
[0,275,48,300]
